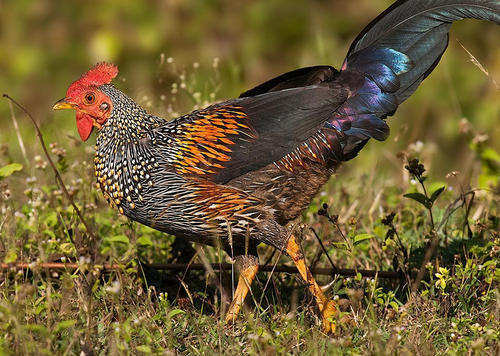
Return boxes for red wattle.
[76,112,94,141]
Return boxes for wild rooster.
[54,0,499,333]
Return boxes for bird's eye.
[100,102,110,112]
[84,93,95,104]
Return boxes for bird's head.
[53,62,118,141]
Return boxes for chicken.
[53,0,499,333]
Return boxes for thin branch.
[310,227,338,274]
[419,180,435,230]
[0,262,405,279]
[2,94,97,242]
[410,233,439,294]
[437,191,474,232]
[457,39,498,89]
[258,227,295,306]
[7,100,29,167]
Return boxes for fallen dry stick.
[0,262,404,279]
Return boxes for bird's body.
[94,83,348,251]
[55,0,499,333]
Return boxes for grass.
[0,7,499,352]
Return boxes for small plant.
[404,158,445,227]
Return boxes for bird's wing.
[239,66,339,98]
[153,85,347,183]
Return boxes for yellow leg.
[225,256,259,323]
[286,234,337,333]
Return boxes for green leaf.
[478,173,498,189]
[0,163,23,178]
[4,250,17,263]
[481,148,500,163]
[43,229,56,239]
[136,345,152,354]
[107,235,130,245]
[136,235,153,246]
[54,319,76,333]
[24,324,48,335]
[430,185,446,203]
[59,242,76,255]
[332,242,349,250]
[427,181,446,194]
[403,192,431,208]
[35,304,46,315]
[168,309,185,318]
[44,211,58,227]
[353,233,373,245]
[389,301,399,311]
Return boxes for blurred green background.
[0,0,498,180]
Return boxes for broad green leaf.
[0,163,23,178]
[54,319,76,333]
[389,301,399,311]
[168,309,185,318]
[136,235,153,246]
[44,211,58,227]
[43,229,56,239]
[403,192,431,208]
[427,181,446,195]
[482,260,496,268]
[35,304,46,315]
[24,324,48,335]
[59,242,75,255]
[353,233,373,245]
[107,235,130,245]
[430,186,446,203]
[4,250,17,263]
[478,173,498,190]
[136,345,152,353]
[481,148,500,163]
[332,242,349,250]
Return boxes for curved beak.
[52,98,77,110]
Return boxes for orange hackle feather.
[173,105,256,177]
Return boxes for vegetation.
[0,0,498,354]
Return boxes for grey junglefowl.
[54,0,499,333]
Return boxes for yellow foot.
[321,300,338,334]
[225,304,240,324]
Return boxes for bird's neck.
[96,84,165,145]
[92,85,165,213]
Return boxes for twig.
[457,39,498,89]
[0,262,405,279]
[2,94,97,243]
[437,191,474,232]
[310,227,338,274]
[418,179,435,230]
[258,227,295,306]
[382,213,411,286]
[410,233,438,294]
[7,100,29,167]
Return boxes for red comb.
[78,62,119,86]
